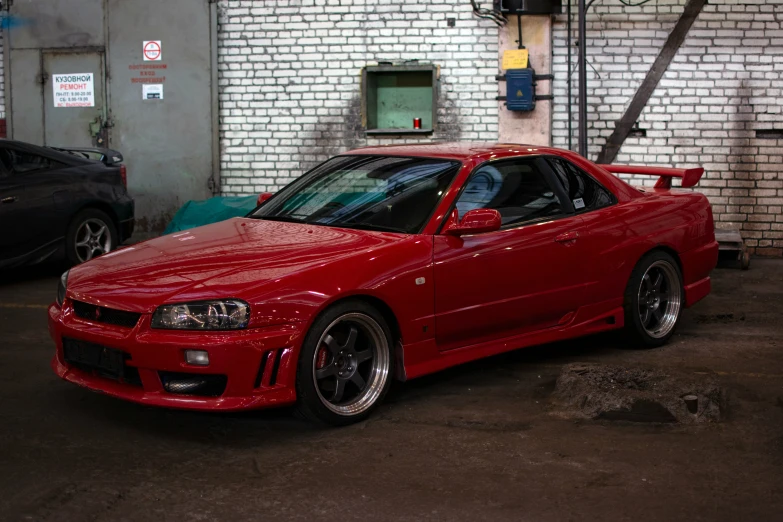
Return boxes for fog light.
[184,350,209,366]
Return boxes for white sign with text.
[53,73,95,108]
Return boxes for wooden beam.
[596,0,707,165]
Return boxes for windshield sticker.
[573,198,585,209]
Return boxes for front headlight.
[151,300,250,330]
[56,270,69,307]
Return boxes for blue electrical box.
[506,68,536,112]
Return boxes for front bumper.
[49,302,301,411]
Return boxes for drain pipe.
[208,0,221,195]
[578,0,588,157]
[567,0,573,151]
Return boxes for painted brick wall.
[1,1,780,255]
[553,0,783,256]
[216,0,499,195]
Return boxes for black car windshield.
[250,155,461,234]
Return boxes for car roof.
[0,138,56,150]
[344,141,645,204]
[344,142,563,161]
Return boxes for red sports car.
[49,143,718,425]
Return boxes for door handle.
[555,231,579,243]
[1,196,17,204]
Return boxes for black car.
[0,139,134,268]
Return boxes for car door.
[0,158,28,260]
[0,146,72,260]
[433,156,592,351]
[546,156,623,306]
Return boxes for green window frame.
[362,64,438,136]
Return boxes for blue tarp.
[163,196,258,234]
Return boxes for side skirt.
[402,303,625,380]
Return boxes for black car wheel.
[296,300,394,426]
[66,208,118,265]
[623,250,684,348]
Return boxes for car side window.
[1,149,65,175]
[455,159,565,228]
[547,157,614,212]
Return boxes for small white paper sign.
[53,73,95,107]
[573,198,585,210]
[143,84,163,100]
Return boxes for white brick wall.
[553,0,783,256]
[216,0,499,195]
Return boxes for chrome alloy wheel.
[74,218,112,262]
[638,260,682,339]
[312,312,391,416]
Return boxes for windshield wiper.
[336,222,409,234]
[250,215,405,233]
[253,215,307,224]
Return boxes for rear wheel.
[65,209,118,265]
[623,251,683,348]
[296,300,394,426]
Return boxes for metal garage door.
[3,0,219,235]
[43,51,106,147]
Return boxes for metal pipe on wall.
[578,0,588,157]
[567,0,572,151]
[209,0,221,195]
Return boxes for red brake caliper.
[316,346,329,369]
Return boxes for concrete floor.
[1,259,782,522]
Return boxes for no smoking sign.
[143,40,162,61]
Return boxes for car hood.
[67,218,409,313]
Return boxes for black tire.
[65,208,118,266]
[622,250,684,348]
[295,300,395,426]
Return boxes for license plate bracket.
[63,338,128,380]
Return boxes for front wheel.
[295,301,394,426]
[623,251,684,348]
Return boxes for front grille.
[62,337,142,386]
[72,300,141,329]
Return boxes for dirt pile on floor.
[552,363,725,424]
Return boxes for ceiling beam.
[596,0,708,165]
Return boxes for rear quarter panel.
[11,163,119,252]
[579,189,716,304]
[65,163,133,226]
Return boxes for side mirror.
[256,192,274,206]
[444,208,502,236]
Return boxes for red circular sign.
[144,41,161,61]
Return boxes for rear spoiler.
[49,146,124,166]
[600,164,705,189]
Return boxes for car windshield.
[250,155,461,234]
